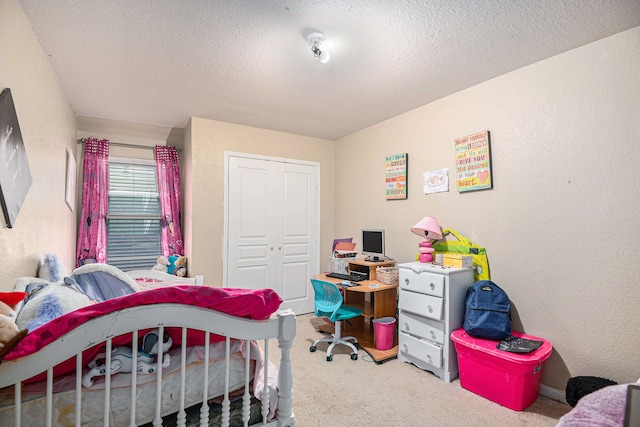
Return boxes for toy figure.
[152,256,170,273]
[82,329,172,387]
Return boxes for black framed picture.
[0,88,32,228]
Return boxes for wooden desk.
[313,273,398,363]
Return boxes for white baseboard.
[540,384,566,404]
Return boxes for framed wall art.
[455,130,493,192]
[65,148,76,211]
[385,153,408,200]
[423,168,449,194]
[0,88,32,228]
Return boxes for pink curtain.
[155,145,184,256]
[76,138,109,267]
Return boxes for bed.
[556,378,640,426]
[0,266,295,427]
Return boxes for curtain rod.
[77,138,181,152]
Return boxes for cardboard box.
[450,328,552,411]
[442,254,473,268]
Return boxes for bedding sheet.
[7,286,281,360]
[0,342,254,427]
[556,383,630,426]
[4,286,282,382]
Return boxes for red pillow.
[0,291,27,308]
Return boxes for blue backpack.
[463,281,511,340]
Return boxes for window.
[107,158,161,271]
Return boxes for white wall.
[0,0,77,285]
[333,27,640,390]
[1,0,181,286]
[6,0,638,393]
[76,116,183,162]
[75,116,334,285]
[187,117,334,284]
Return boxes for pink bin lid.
[451,328,552,364]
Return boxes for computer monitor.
[361,229,385,261]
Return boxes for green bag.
[432,228,490,281]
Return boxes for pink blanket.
[557,384,630,426]
[5,286,282,381]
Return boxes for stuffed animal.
[168,255,187,277]
[37,253,68,282]
[152,255,187,277]
[151,256,170,273]
[0,292,29,361]
[16,282,92,332]
[174,257,187,277]
[167,255,178,275]
[82,329,173,387]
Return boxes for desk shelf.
[315,317,398,363]
[344,299,373,318]
[347,259,396,281]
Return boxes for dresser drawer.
[399,312,445,345]
[398,290,444,321]
[399,332,443,369]
[399,269,445,297]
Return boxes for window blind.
[107,160,161,271]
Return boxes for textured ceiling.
[18,0,640,140]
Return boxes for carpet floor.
[266,313,572,426]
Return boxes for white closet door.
[225,153,318,314]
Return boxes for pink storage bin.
[450,328,552,411]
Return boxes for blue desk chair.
[309,279,363,361]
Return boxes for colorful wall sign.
[455,131,493,192]
[385,153,408,200]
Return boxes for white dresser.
[397,262,474,382]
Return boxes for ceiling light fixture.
[306,32,330,64]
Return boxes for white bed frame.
[125,269,205,285]
[0,271,295,427]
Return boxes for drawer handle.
[405,278,410,285]
[430,282,435,290]
[428,305,433,313]
[427,354,432,360]
[404,322,410,331]
[402,343,408,352]
[430,330,436,338]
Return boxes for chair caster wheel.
[309,346,316,352]
[354,343,359,349]
[326,355,333,362]
[351,353,358,361]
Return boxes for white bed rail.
[0,305,295,427]
[125,270,204,285]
